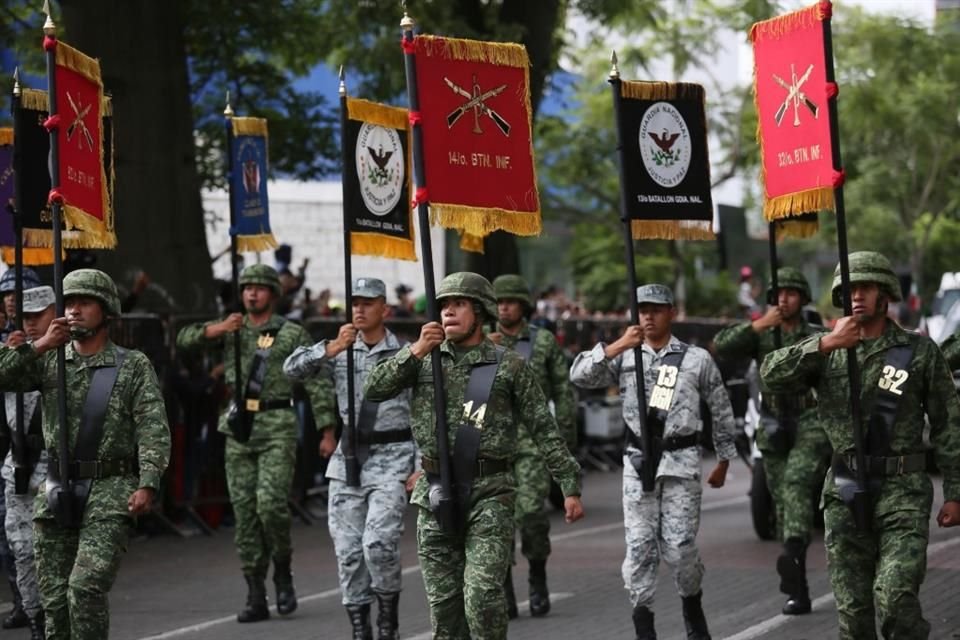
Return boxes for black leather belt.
[626,430,700,452]
[842,453,926,476]
[246,398,294,412]
[421,455,510,477]
[360,428,413,445]
[49,456,139,479]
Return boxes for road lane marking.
[722,534,960,640]
[403,592,575,640]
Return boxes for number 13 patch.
[649,365,679,411]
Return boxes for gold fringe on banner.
[775,217,820,241]
[55,42,102,86]
[416,35,528,68]
[22,228,82,248]
[0,247,61,266]
[0,128,11,146]
[347,98,408,130]
[351,233,417,261]
[20,88,48,112]
[630,219,715,241]
[762,186,834,223]
[620,81,704,102]
[63,203,116,248]
[236,233,278,253]
[458,232,485,254]
[231,117,269,138]
[430,203,542,238]
[749,1,830,43]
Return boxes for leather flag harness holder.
[46,348,126,529]
[625,347,689,478]
[227,327,283,443]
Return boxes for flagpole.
[401,9,456,533]
[42,1,71,491]
[822,6,870,531]
[223,94,244,437]
[608,54,656,493]
[768,222,782,349]
[9,69,28,494]
[338,68,360,488]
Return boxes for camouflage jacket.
[569,335,737,480]
[363,337,581,510]
[939,331,960,371]
[176,314,335,443]
[760,321,960,502]
[496,320,577,451]
[283,329,415,484]
[0,341,170,522]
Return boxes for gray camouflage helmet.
[62,269,121,316]
[0,268,41,294]
[436,272,498,319]
[767,267,811,305]
[492,274,531,306]
[238,264,281,296]
[831,251,902,308]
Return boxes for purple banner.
[0,145,15,247]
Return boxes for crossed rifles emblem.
[444,74,511,137]
[773,63,819,127]
[66,91,95,152]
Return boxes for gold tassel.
[350,232,418,261]
[236,233,278,253]
[749,1,829,43]
[620,81,704,102]
[775,217,820,240]
[20,88,48,112]
[762,187,834,222]
[231,117,269,138]
[21,227,84,249]
[0,128,11,146]
[430,203,541,238]
[630,219,715,241]
[416,35,529,68]
[63,203,117,249]
[0,246,60,266]
[347,99,408,130]
[459,232,485,254]
[55,42,102,86]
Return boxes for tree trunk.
[60,0,216,313]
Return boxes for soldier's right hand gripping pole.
[401,11,457,533]
[824,17,870,531]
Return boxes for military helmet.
[436,272,498,319]
[492,274,531,306]
[831,251,902,308]
[767,267,811,305]
[62,269,121,316]
[238,264,281,296]
[0,267,41,294]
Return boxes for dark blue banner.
[228,117,276,251]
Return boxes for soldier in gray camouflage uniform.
[284,277,415,640]
[1,286,56,639]
[570,284,737,640]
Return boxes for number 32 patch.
[877,365,908,395]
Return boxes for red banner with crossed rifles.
[411,35,541,240]
[52,40,115,248]
[751,1,836,238]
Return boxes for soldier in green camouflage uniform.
[938,331,960,371]
[176,264,334,623]
[713,267,831,614]
[761,252,960,639]
[364,272,584,640]
[490,274,576,618]
[0,269,170,640]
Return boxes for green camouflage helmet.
[62,269,121,316]
[492,274,531,306]
[767,267,811,304]
[436,272,498,319]
[831,251,902,307]
[238,264,281,296]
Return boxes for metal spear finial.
[12,67,21,98]
[224,90,234,118]
[400,1,415,30]
[338,65,346,97]
[42,0,56,36]
[609,50,620,80]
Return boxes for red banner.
[751,1,835,224]
[412,35,540,238]
[53,41,115,248]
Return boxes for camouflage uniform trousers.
[823,479,932,640]
[0,476,18,602]
[328,478,407,605]
[512,451,550,563]
[416,493,514,640]
[35,514,129,640]
[225,437,297,575]
[759,422,831,542]
[2,452,47,617]
[622,470,704,607]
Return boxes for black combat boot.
[2,581,28,629]
[236,573,270,623]
[777,537,812,615]
[28,610,44,640]
[346,603,373,640]
[273,554,298,615]
[375,591,400,640]
[528,559,551,617]
[632,604,657,640]
[504,566,518,619]
[681,591,711,640]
